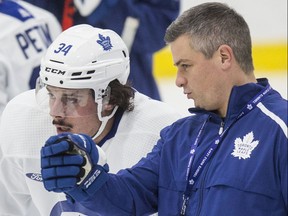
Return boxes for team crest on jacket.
[231,131,259,159]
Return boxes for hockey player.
[40,3,288,215]
[0,24,183,215]
[23,0,180,100]
[0,0,62,118]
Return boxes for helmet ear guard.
[97,86,111,113]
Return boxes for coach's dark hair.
[164,2,254,74]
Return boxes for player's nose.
[49,99,66,118]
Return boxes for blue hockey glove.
[41,132,109,201]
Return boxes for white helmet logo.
[96,34,113,51]
[45,67,66,75]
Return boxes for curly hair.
[108,79,135,112]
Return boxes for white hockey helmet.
[39,24,129,100]
[37,24,129,115]
[36,24,130,138]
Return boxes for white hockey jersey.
[0,89,184,215]
[0,0,61,117]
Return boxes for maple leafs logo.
[96,34,113,51]
[231,131,259,159]
[247,104,253,110]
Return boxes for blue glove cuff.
[66,164,109,202]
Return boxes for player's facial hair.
[52,119,73,129]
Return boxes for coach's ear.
[218,44,233,70]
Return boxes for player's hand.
[41,132,109,201]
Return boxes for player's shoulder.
[119,92,183,134]
[130,91,184,126]
[5,89,37,109]
[134,91,181,115]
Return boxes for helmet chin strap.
[91,105,119,140]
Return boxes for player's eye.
[47,92,55,100]
[61,96,79,105]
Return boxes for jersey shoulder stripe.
[257,102,287,138]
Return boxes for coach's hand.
[41,132,109,201]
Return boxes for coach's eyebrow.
[174,59,190,66]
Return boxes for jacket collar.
[188,78,270,122]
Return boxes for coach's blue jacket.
[78,78,287,215]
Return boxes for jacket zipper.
[195,159,212,216]
[218,120,224,135]
[195,119,225,216]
